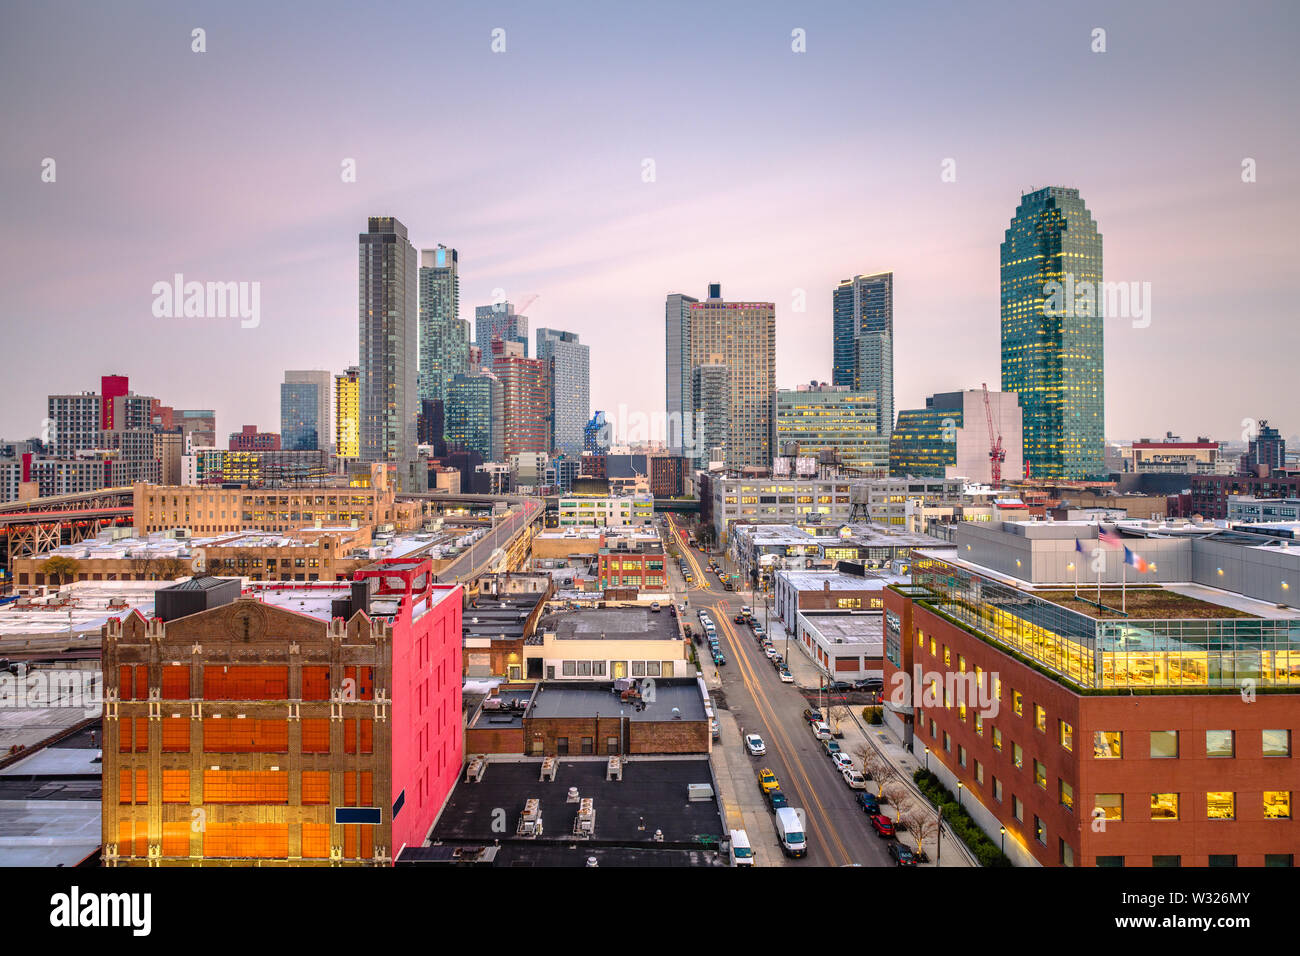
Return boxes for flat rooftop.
[248,580,460,623]
[548,606,680,642]
[468,686,535,729]
[799,611,884,646]
[777,570,896,591]
[528,679,706,722]
[425,757,725,862]
[0,721,102,867]
[1032,588,1257,620]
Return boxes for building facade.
[444,372,504,463]
[358,217,418,471]
[832,272,894,436]
[490,339,549,457]
[280,382,322,451]
[777,382,888,474]
[334,366,360,466]
[536,328,590,458]
[283,371,332,453]
[890,389,1024,484]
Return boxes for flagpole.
[1121,556,1127,615]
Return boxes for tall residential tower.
[832,272,894,436]
[417,245,468,406]
[536,328,590,458]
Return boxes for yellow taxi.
[757,768,780,793]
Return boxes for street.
[666,515,894,867]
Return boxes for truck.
[774,807,807,858]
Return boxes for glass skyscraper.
[776,383,887,473]
[664,291,698,456]
[475,302,528,356]
[445,372,504,462]
[358,217,418,471]
[1000,187,1104,479]
[832,272,894,436]
[418,245,469,407]
[536,328,590,458]
[280,382,320,451]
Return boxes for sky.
[1,0,1297,445]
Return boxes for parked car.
[823,739,843,758]
[889,842,917,866]
[649,602,661,613]
[744,734,766,756]
[765,788,788,812]
[770,654,784,667]
[763,646,779,660]
[713,652,727,666]
[843,769,867,789]
[741,605,753,617]
[802,708,824,724]
[825,680,853,693]
[831,753,853,773]
[856,792,880,815]
[734,614,747,624]
[853,677,883,691]
[870,814,896,838]
[810,721,832,740]
[779,668,795,683]
[710,718,720,740]
[757,768,780,793]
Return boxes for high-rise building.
[691,364,730,467]
[489,340,548,457]
[475,302,528,356]
[334,366,360,465]
[664,292,699,456]
[890,389,1023,483]
[358,217,418,473]
[229,425,281,451]
[445,372,504,462]
[670,284,775,470]
[832,272,894,436]
[175,409,217,450]
[1001,187,1104,479]
[101,374,130,430]
[284,371,332,453]
[536,328,590,458]
[417,245,468,406]
[1242,420,1286,474]
[584,411,610,455]
[280,382,321,451]
[776,382,888,474]
[418,398,445,453]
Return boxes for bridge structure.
[395,492,545,593]
[0,488,135,578]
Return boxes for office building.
[556,492,655,528]
[1118,435,1232,475]
[832,272,894,436]
[891,389,1024,483]
[584,411,610,455]
[102,561,463,866]
[691,364,729,466]
[280,382,322,451]
[445,372,504,463]
[229,425,280,451]
[777,382,888,475]
[1001,187,1105,479]
[175,410,217,450]
[475,302,528,355]
[1242,421,1287,474]
[417,245,468,406]
[664,291,699,456]
[358,217,418,472]
[283,371,331,453]
[536,328,590,458]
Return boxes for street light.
[956,780,964,810]
[1000,825,1006,855]
[923,746,930,772]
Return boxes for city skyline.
[2,2,1297,445]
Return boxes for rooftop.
[1032,588,1256,620]
[777,569,900,591]
[798,611,884,647]
[527,678,706,722]
[546,606,681,642]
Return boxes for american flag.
[1098,529,1123,547]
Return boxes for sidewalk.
[709,708,790,867]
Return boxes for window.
[1060,840,1075,867]
[1034,705,1046,733]
[581,737,594,755]
[993,777,1003,802]
[1013,795,1024,821]
[556,737,569,755]
[1096,856,1124,867]
[1034,816,1046,845]
[1094,731,1122,758]
[943,732,951,753]
[943,646,951,667]
[1205,730,1235,758]
[975,761,984,785]
[605,736,619,754]
[975,713,984,737]
[1151,793,1179,820]
[1264,791,1291,819]
[1206,791,1235,820]
[1060,780,1074,811]
[1152,855,1181,867]
[1059,721,1073,751]
[1094,793,1122,821]
[1265,855,1294,867]
[1150,730,1179,759]
[1033,759,1045,788]
[1012,690,1023,717]
[1013,743,1023,769]
[958,746,967,768]
[993,727,1002,751]
[1263,729,1291,757]
[1208,855,1237,868]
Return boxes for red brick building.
[597,536,666,591]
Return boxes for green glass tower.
[1000,187,1104,479]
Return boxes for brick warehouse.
[102,558,462,865]
[882,547,1300,868]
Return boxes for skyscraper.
[475,302,528,356]
[446,372,504,462]
[489,339,549,457]
[334,366,360,465]
[691,364,729,467]
[280,382,321,451]
[284,370,332,451]
[584,411,610,455]
[832,272,894,436]
[1000,187,1104,479]
[358,217,418,476]
[417,245,468,406]
[674,284,775,470]
[664,291,699,456]
[536,328,590,458]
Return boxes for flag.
[1074,539,1086,554]
[1098,529,1123,547]
[1124,546,1149,572]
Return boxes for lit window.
[1094,793,1122,820]
[1034,705,1046,733]
[1264,791,1291,819]
[1150,730,1178,759]
[1059,721,1073,751]
[1205,730,1234,758]
[1206,792,1233,820]
[1094,731,1122,759]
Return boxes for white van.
[774,808,807,858]
[728,828,755,866]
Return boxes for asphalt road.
[665,515,894,867]
[439,499,543,583]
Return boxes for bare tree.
[133,554,158,581]
[827,704,852,737]
[154,556,187,580]
[900,798,940,861]
[883,779,910,823]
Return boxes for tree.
[827,704,852,737]
[132,554,158,581]
[154,556,187,580]
[900,798,940,861]
[861,747,898,799]
[883,780,910,824]
[40,556,80,588]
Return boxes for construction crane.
[981,383,1006,488]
